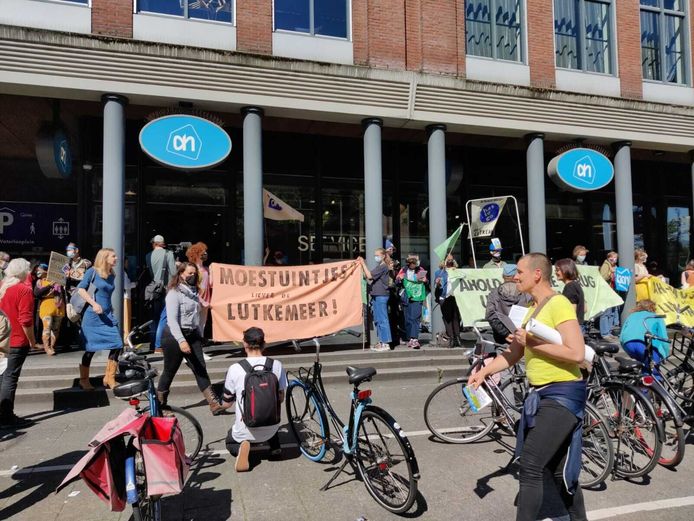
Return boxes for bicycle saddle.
[591,342,620,356]
[615,356,642,373]
[113,379,149,399]
[346,366,377,385]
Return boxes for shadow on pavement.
[0,451,84,520]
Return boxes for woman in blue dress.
[76,248,123,390]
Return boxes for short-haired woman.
[157,262,227,414]
[555,258,585,331]
[76,248,123,391]
[0,258,36,427]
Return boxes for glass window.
[554,0,613,74]
[60,0,89,3]
[274,0,349,39]
[466,0,523,62]
[138,0,234,23]
[640,0,688,83]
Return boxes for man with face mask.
[0,252,10,283]
[483,243,507,269]
[65,243,92,295]
[598,251,620,341]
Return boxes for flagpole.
[445,223,465,259]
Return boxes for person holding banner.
[469,253,587,521]
[157,262,227,414]
[634,249,651,284]
[363,249,393,352]
[681,260,694,289]
[34,263,65,356]
[397,256,428,349]
[435,257,462,347]
[598,252,620,340]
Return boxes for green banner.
[449,266,624,325]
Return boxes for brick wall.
[92,0,132,38]
[367,0,407,69]
[526,0,556,89]
[421,0,458,75]
[236,0,272,55]
[617,0,643,99]
[404,0,423,71]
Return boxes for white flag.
[263,189,305,222]
[469,197,507,238]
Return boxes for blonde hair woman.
[634,248,650,284]
[75,248,123,390]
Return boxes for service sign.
[547,148,614,192]
[139,115,231,171]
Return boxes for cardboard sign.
[469,197,507,238]
[47,251,69,286]
[209,260,363,343]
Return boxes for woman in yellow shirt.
[33,264,65,356]
[469,253,586,521]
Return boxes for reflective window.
[275,0,349,38]
[466,0,523,62]
[554,0,613,74]
[640,0,687,83]
[60,0,89,3]
[137,0,233,23]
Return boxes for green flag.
[433,224,463,262]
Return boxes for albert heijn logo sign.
[139,115,231,171]
[547,147,614,192]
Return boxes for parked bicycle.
[424,320,614,489]
[285,333,420,514]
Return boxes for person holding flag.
[396,255,428,349]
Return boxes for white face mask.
[577,255,586,262]
[374,255,383,263]
[608,257,617,265]
[66,251,75,259]
[492,252,501,259]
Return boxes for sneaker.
[0,414,34,429]
[407,339,414,348]
[412,339,421,350]
[370,343,389,352]
[235,440,251,472]
[203,353,212,361]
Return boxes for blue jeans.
[623,340,663,369]
[371,296,392,343]
[405,301,423,340]
[155,308,167,349]
[599,306,619,337]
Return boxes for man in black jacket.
[485,264,531,344]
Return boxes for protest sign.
[449,266,623,325]
[47,251,69,286]
[635,278,694,327]
[469,197,507,238]
[614,267,631,292]
[209,260,363,343]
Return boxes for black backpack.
[239,358,281,428]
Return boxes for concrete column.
[427,124,447,337]
[363,118,383,266]
[526,134,547,253]
[614,142,636,319]
[242,107,264,266]
[101,94,127,334]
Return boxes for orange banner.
[209,260,363,343]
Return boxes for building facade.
[1,0,694,323]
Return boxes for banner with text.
[636,277,694,327]
[210,261,363,342]
[449,266,624,325]
[469,197,507,238]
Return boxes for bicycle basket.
[670,332,694,365]
[140,416,189,497]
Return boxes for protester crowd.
[0,233,688,495]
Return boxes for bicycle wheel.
[423,377,495,443]
[642,386,686,468]
[132,452,162,521]
[143,405,203,461]
[355,408,418,514]
[579,402,614,489]
[285,380,329,462]
[594,383,662,479]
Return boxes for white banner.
[469,197,507,238]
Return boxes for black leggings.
[441,296,461,341]
[82,349,120,367]
[517,399,587,521]
[157,327,211,393]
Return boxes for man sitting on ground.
[222,327,287,472]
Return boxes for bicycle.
[584,338,665,479]
[285,334,420,514]
[424,321,614,489]
[112,321,205,521]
